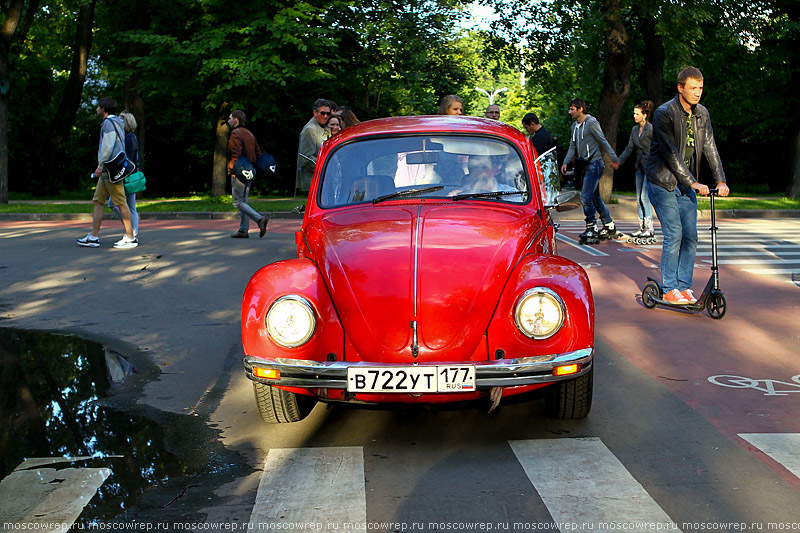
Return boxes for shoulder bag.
[102,119,137,183]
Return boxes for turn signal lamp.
[253,367,280,380]
[553,364,580,377]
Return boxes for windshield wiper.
[373,186,444,204]
[452,190,527,201]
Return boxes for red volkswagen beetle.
[242,116,594,423]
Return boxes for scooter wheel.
[642,281,660,309]
[707,292,727,319]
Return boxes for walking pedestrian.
[76,97,138,249]
[227,110,268,238]
[296,99,332,194]
[108,110,140,239]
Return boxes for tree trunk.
[212,104,230,197]
[44,0,96,193]
[0,0,27,204]
[596,0,632,203]
[124,0,149,179]
[789,129,800,198]
[636,12,665,108]
[48,0,96,150]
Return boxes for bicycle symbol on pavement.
[708,374,800,396]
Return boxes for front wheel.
[642,281,660,309]
[545,366,593,419]
[706,291,727,319]
[253,382,317,424]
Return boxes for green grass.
[2,192,798,213]
[695,196,800,210]
[0,195,306,214]
[615,190,800,210]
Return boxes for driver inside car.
[455,155,517,194]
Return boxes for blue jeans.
[108,193,138,236]
[232,177,264,232]
[581,159,612,225]
[634,166,652,221]
[647,182,698,292]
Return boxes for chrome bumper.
[243,348,593,389]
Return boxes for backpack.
[256,152,277,179]
[233,155,256,182]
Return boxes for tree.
[595,0,631,201]
[0,0,41,204]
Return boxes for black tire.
[253,382,317,424]
[545,366,593,419]
[707,291,727,319]
[642,281,660,309]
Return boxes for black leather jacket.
[647,95,726,191]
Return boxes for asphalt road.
[1,217,799,532]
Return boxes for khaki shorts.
[92,174,127,207]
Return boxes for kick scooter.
[641,188,727,319]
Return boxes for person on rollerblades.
[646,67,730,305]
[560,98,622,244]
[617,100,656,244]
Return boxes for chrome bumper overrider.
[243,348,593,389]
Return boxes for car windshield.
[319,135,530,208]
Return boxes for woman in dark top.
[618,101,654,239]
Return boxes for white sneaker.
[113,235,139,249]
[77,233,100,248]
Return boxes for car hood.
[307,203,535,362]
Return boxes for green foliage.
[479,0,800,193]
[4,0,798,197]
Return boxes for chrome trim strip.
[413,204,421,317]
[244,348,593,389]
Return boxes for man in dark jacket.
[522,112,554,157]
[227,110,268,238]
[646,67,730,305]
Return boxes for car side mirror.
[545,190,580,212]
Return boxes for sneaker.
[258,216,268,238]
[231,230,249,239]
[113,235,139,249]
[663,289,689,305]
[682,289,697,304]
[77,233,100,248]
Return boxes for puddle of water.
[0,328,246,522]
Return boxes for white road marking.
[739,434,800,480]
[742,269,800,275]
[556,234,609,256]
[706,259,800,265]
[510,438,681,532]
[249,447,366,531]
[0,458,110,531]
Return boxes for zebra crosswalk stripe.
[739,433,800,479]
[248,447,366,531]
[510,437,682,532]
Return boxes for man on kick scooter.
[646,67,730,305]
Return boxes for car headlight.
[265,296,316,348]
[514,287,565,339]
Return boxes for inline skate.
[598,221,627,241]
[627,218,657,245]
[578,221,600,245]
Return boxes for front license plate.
[347,366,476,393]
